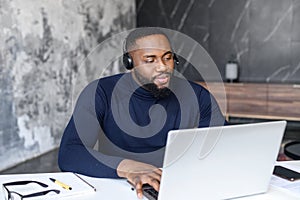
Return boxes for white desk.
[1,161,300,200]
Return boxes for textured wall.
[0,0,135,171]
[137,0,300,83]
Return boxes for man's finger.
[154,168,162,175]
[149,172,161,183]
[135,182,143,199]
[149,178,160,191]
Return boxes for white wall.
[0,0,135,171]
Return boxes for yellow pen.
[50,178,72,190]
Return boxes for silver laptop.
[155,121,286,200]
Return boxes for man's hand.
[117,159,162,199]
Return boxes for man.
[58,27,226,199]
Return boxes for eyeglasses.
[2,180,60,200]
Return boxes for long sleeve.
[58,80,123,178]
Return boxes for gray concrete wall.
[0,0,135,171]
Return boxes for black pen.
[73,173,97,192]
[50,178,72,190]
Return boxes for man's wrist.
[116,159,130,178]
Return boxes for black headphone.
[123,52,134,70]
[123,41,179,70]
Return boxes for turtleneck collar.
[126,72,157,100]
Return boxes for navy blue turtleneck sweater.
[58,73,226,178]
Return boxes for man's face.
[129,34,175,90]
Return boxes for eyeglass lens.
[2,184,9,200]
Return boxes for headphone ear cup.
[173,53,179,65]
[123,53,134,70]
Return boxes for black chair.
[284,141,300,160]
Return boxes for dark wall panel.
[209,0,250,82]
[137,0,209,49]
[137,0,300,83]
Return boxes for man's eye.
[163,56,172,61]
[145,58,154,63]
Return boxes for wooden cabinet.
[267,84,300,120]
[226,83,267,116]
[197,82,300,121]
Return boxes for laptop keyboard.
[142,184,159,200]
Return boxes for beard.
[134,70,173,99]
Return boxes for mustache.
[152,72,172,80]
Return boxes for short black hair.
[124,27,170,52]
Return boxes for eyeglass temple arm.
[10,189,60,199]
[23,189,60,198]
[3,181,48,188]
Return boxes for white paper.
[270,162,300,197]
[0,172,96,200]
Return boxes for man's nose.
[155,64,167,72]
[155,59,168,71]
